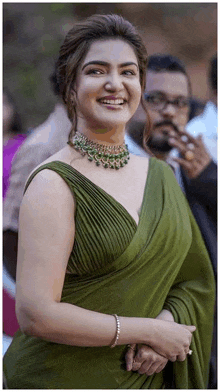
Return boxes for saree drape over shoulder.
[3,158,215,389]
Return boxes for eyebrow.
[147,90,188,97]
[82,61,138,70]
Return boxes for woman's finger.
[132,358,143,371]
[146,362,161,376]
[177,351,187,362]
[155,362,167,374]
[137,359,152,374]
[125,344,136,371]
[169,355,177,362]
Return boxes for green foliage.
[19,66,41,99]
[50,3,71,14]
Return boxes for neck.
[77,120,126,146]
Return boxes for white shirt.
[186,101,217,163]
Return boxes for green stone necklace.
[68,131,130,170]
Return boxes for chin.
[91,116,129,130]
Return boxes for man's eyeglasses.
[144,93,190,112]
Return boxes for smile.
[98,98,126,105]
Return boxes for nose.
[105,72,123,91]
[160,103,176,118]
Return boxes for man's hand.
[168,129,211,179]
[125,344,168,376]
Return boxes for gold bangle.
[110,314,121,348]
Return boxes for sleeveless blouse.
[25,160,139,276]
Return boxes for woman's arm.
[16,169,195,357]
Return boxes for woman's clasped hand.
[126,344,168,375]
[148,319,196,362]
[126,320,196,375]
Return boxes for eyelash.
[86,69,136,76]
[86,69,104,75]
[122,70,136,76]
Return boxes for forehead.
[146,71,189,96]
[82,39,138,65]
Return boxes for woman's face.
[74,39,142,131]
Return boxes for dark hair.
[209,54,217,92]
[3,88,22,134]
[56,14,150,144]
[49,71,60,96]
[147,54,192,96]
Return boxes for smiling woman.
[3,14,215,389]
[74,39,142,140]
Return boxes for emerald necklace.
[68,131,130,170]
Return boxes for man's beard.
[147,135,173,152]
[147,120,179,153]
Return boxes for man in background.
[126,54,217,389]
[126,54,217,277]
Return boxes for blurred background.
[3,2,217,132]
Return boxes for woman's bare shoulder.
[22,161,75,213]
[24,145,80,194]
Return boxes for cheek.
[77,78,99,98]
[131,84,142,110]
[76,88,97,108]
[177,112,188,126]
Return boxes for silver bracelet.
[110,314,121,348]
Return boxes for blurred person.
[3,88,27,199]
[3,72,72,281]
[167,54,217,390]
[126,53,217,389]
[126,54,216,275]
[3,15,214,389]
[3,88,26,354]
[125,97,205,158]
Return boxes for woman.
[3,14,214,389]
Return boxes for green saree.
[3,157,215,389]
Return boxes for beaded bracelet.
[110,314,121,348]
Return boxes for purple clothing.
[3,134,27,199]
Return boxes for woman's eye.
[86,69,104,75]
[122,70,135,75]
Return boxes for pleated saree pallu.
[3,158,215,389]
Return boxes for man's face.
[145,71,190,153]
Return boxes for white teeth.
[100,99,124,105]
